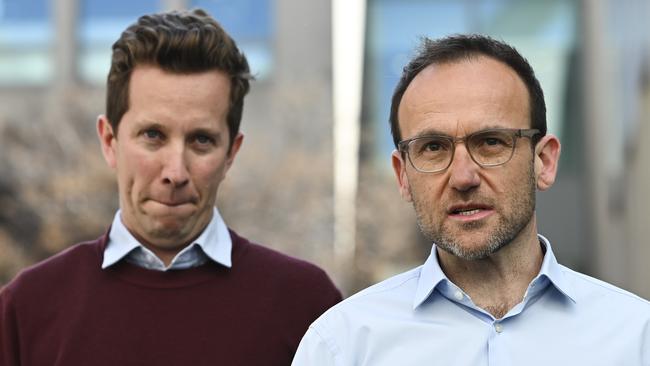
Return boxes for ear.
[533,134,561,191]
[97,115,118,169]
[224,132,244,173]
[392,149,413,202]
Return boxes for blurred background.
[1,0,649,298]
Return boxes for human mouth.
[157,200,191,206]
[147,198,197,209]
[448,204,494,220]
[456,209,481,216]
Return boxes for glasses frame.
[398,128,541,173]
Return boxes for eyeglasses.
[398,128,540,173]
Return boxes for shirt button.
[494,323,504,333]
[454,290,464,301]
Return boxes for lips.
[147,197,198,207]
[156,200,193,207]
[448,203,492,215]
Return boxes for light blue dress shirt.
[292,235,650,366]
[102,207,232,271]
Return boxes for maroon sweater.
[0,230,342,366]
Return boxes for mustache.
[444,190,495,207]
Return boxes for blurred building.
[0,0,649,298]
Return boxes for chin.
[146,219,190,238]
[437,243,493,261]
[431,225,509,260]
[461,242,506,260]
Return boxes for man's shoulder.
[229,229,342,293]
[560,264,650,313]
[312,265,423,328]
[232,230,323,273]
[347,265,422,303]
[227,229,343,318]
[3,237,104,294]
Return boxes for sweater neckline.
[104,260,230,289]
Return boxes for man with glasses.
[292,34,650,365]
[0,9,341,365]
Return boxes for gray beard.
[413,164,536,260]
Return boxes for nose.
[448,143,481,192]
[161,144,190,188]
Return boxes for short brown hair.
[106,8,251,150]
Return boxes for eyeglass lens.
[408,130,516,172]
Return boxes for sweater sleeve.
[0,285,20,366]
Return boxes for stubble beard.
[412,164,537,260]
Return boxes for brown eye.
[424,141,442,151]
[415,137,450,154]
[485,137,501,146]
[472,132,511,148]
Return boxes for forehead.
[398,56,530,138]
[124,66,231,130]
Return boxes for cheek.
[496,161,534,204]
[193,157,228,191]
[506,157,532,185]
[416,171,445,194]
[409,174,445,207]
[116,149,161,194]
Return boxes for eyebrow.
[410,128,449,138]
[410,124,512,139]
[133,121,223,137]
[134,120,165,130]
[190,128,223,141]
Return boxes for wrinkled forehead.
[398,57,530,139]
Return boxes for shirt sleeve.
[292,326,339,366]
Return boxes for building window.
[77,0,160,84]
[0,0,53,85]
[191,0,274,80]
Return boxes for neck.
[149,246,186,266]
[129,231,194,267]
[437,217,543,319]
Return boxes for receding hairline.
[397,54,533,128]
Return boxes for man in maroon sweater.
[0,9,341,366]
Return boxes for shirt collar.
[413,245,447,309]
[536,234,576,302]
[101,207,232,269]
[413,234,577,309]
